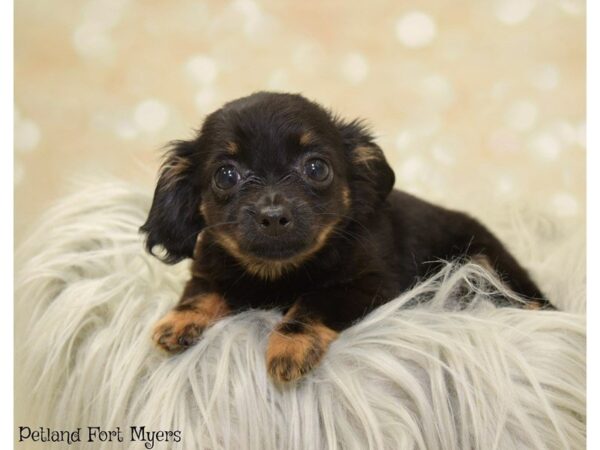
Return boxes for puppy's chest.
[213,265,357,310]
[217,277,305,309]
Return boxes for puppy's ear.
[140,140,205,264]
[336,118,395,204]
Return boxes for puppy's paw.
[152,310,207,354]
[266,323,338,383]
[267,343,323,383]
[153,293,230,354]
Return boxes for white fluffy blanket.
[15,182,586,450]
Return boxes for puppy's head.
[141,92,395,277]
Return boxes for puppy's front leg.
[153,277,230,353]
[267,302,339,383]
[267,276,392,383]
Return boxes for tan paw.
[152,310,208,353]
[266,323,338,383]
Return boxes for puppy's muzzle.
[253,193,294,237]
[256,205,293,236]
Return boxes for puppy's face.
[198,99,352,268]
[141,92,395,277]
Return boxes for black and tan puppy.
[141,92,553,383]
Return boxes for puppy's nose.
[256,205,293,236]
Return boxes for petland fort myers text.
[18,426,182,448]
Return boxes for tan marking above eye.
[299,131,315,146]
[225,141,238,155]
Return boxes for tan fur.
[161,155,191,189]
[351,145,382,165]
[299,131,314,146]
[194,293,230,317]
[472,255,542,309]
[199,201,209,220]
[215,233,296,280]
[341,186,351,209]
[152,293,230,353]
[192,230,205,260]
[266,310,338,383]
[525,302,542,310]
[225,141,238,155]
[212,233,246,262]
[243,260,296,281]
[266,331,313,365]
[472,254,495,273]
[212,221,339,280]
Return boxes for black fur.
[141,91,554,337]
[140,139,205,263]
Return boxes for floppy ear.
[140,139,205,264]
[336,118,395,205]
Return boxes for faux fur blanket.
[15,182,586,450]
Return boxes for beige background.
[15,0,585,245]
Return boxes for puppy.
[141,92,554,383]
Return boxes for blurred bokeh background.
[14,0,585,245]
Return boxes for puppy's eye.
[304,158,330,182]
[214,165,241,190]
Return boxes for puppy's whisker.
[201,221,240,232]
[241,175,266,189]
[182,221,239,247]
[313,212,373,236]
[329,229,371,255]
[276,172,299,186]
